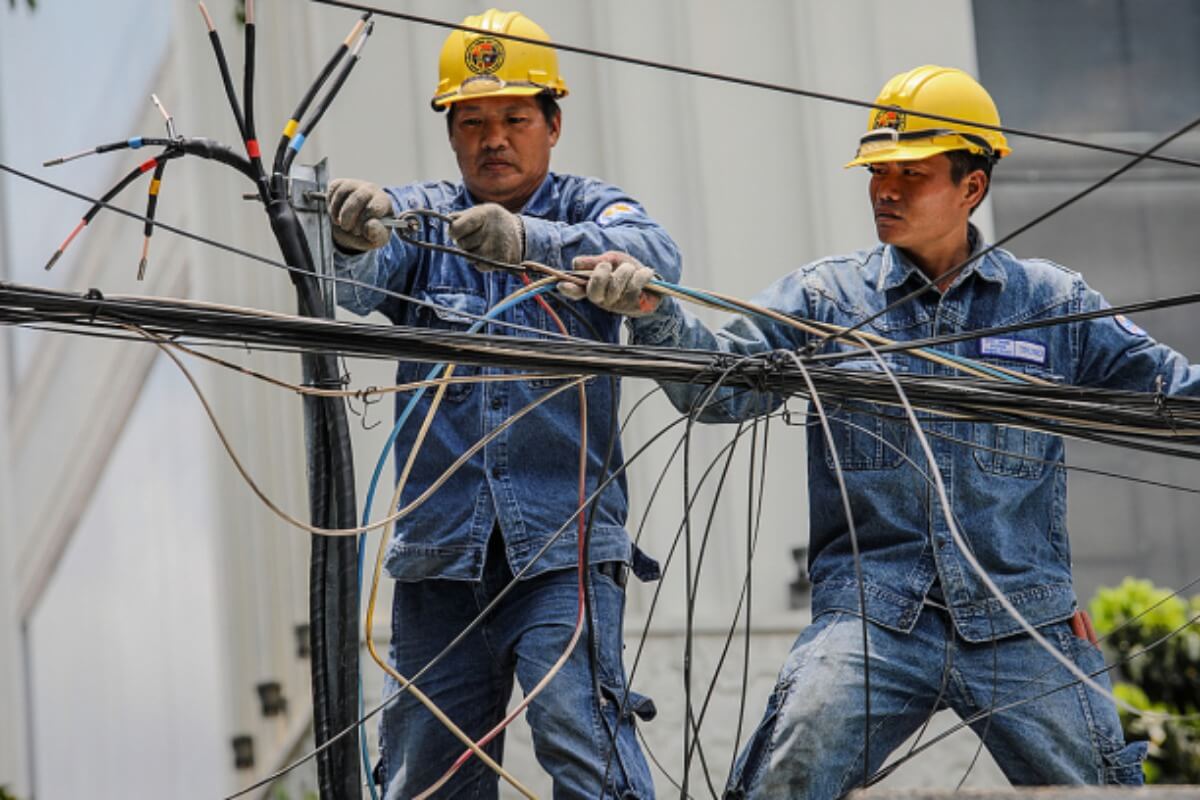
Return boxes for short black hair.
[944,149,994,215]
[445,93,561,132]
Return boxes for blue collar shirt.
[629,227,1200,641]
[334,173,681,582]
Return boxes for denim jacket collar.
[877,224,1006,293]
[460,172,558,216]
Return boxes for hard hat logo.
[871,108,907,132]
[465,37,506,75]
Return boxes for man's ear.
[548,110,562,147]
[964,168,988,210]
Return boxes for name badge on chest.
[978,336,1047,365]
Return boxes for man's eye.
[508,115,529,124]
[460,118,482,127]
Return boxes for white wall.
[0,1,1006,797]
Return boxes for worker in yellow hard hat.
[567,64,1196,796]
[326,9,677,799]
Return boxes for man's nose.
[481,118,507,149]
[872,175,901,202]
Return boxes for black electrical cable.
[597,375,761,796]
[681,418,747,799]
[226,401,705,799]
[197,3,249,143]
[533,292,634,795]
[308,0,1200,171]
[730,406,771,779]
[272,12,371,176]
[9,281,1200,449]
[281,21,374,175]
[684,411,771,794]
[138,157,170,280]
[807,285,1200,364]
[788,351,873,790]
[44,148,184,271]
[2,161,586,342]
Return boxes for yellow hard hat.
[431,9,569,111]
[846,65,1011,168]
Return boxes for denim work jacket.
[630,228,1200,642]
[335,173,681,582]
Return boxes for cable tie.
[83,287,105,325]
[245,138,261,159]
[138,158,158,174]
[288,132,306,153]
[128,137,145,150]
[1154,374,1178,433]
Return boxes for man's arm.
[523,180,683,284]
[570,254,809,423]
[1075,281,1200,395]
[329,181,436,320]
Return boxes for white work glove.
[448,203,525,271]
[328,178,393,252]
[559,252,660,317]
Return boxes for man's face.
[448,96,560,212]
[867,154,981,252]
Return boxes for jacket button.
[491,396,503,410]
[491,466,502,479]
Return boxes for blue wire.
[356,284,553,795]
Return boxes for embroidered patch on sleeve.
[979,336,1047,365]
[596,201,644,227]
[1114,314,1147,336]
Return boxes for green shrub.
[1090,577,1200,782]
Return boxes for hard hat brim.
[844,136,1004,169]
[432,85,568,111]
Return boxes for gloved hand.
[448,203,525,271]
[558,252,660,317]
[328,178,393,252]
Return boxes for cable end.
[43,158,63,167]
[197,1,216,32]
[138,238,150,281]
[45,251,63,271]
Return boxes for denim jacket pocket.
[822,400,909,471]
[972,363,1060,478]
[414,286,487,401]
[822,357,909,471]
[972,420,1054,478]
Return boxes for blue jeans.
[379,533,656,799]
[726,607,1147,799]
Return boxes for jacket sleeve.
[627,272,811,423]
[521,179,682,284]
[1075,280,1200,396]
[332,184,440,319]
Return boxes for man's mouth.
[874,209,902,221]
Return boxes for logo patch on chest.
[979,336,1047,365]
